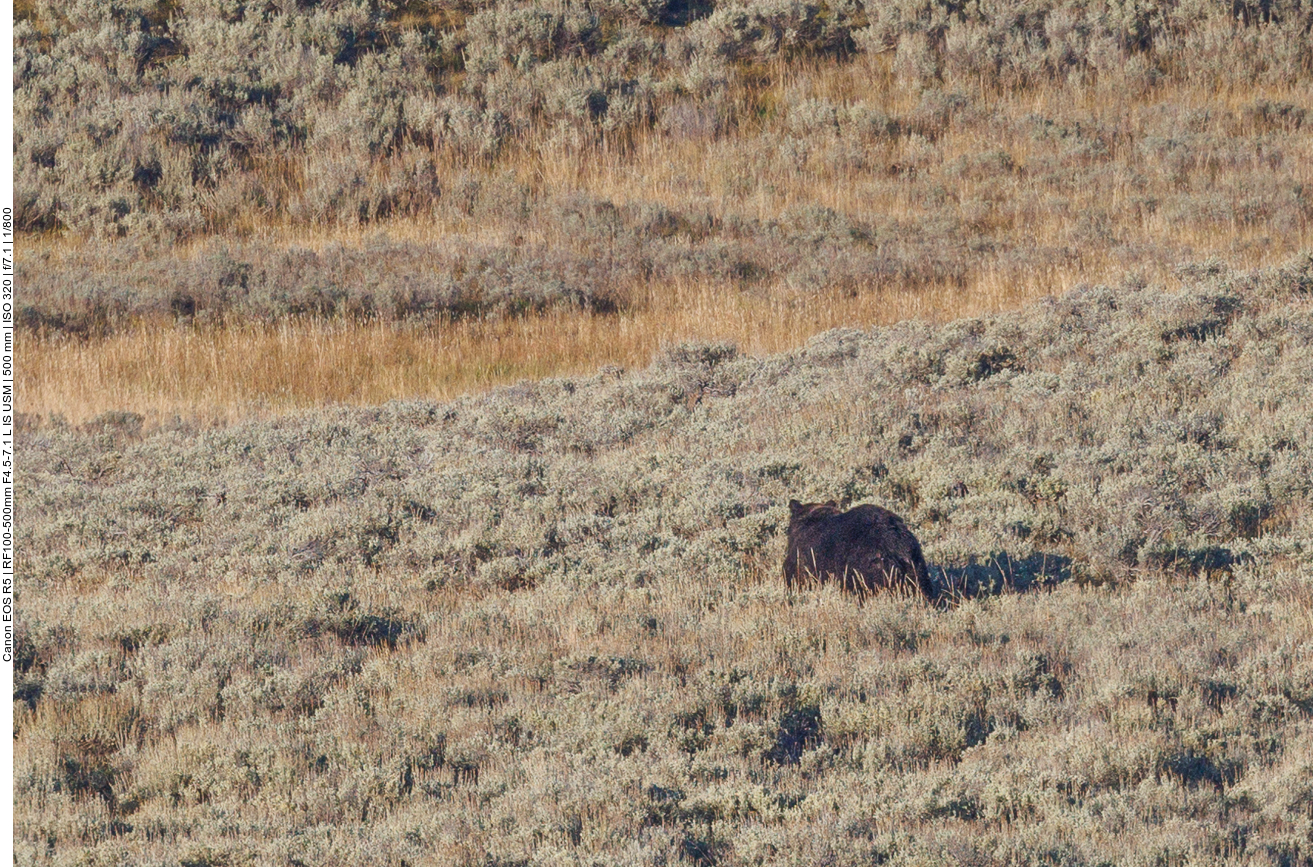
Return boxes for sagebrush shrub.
[15,0,1311,250]
[18,258,1313,862]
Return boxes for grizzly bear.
[784,499,936,600]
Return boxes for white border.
[3,1,17,861]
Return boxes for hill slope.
[17,0,1313,337]
[16,260,1313,865]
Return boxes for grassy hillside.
[16,259,1313,865]
[16,0,1313,247]
[14,1,1313,862]
[15,0,1313,421]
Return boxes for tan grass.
[17,265,1313,863]
[19,263,1120,426]
[17,58,1312,426]
[506,71,1313,225]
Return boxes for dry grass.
[17,262,1313,864]
[19,54,1312,425]
[15,3,1313,860]
[19,271,1075,426]
[521,70,1309,224]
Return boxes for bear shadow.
[933,551,1073,601]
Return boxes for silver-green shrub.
[16,257,1313,863]
[15,0,1313,243]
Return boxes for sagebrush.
[15,0,1313,335]
[16,258,1313,865]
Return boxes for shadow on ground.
[933,551,1073,601]
[932,543,1254,603]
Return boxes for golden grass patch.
[18,259,1142,426]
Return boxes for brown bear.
[784,499,936,600]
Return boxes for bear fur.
[784,499,935,600]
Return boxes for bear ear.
[788,499,804,514]
[825,500,839,508]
